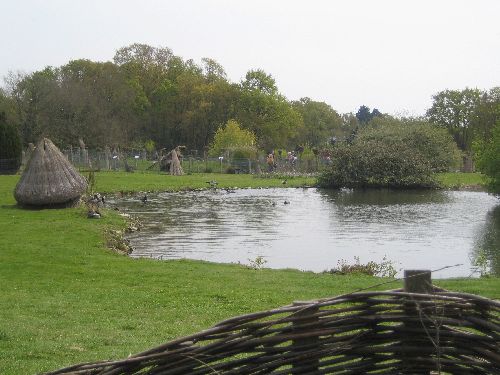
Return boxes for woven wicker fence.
[47,271,499,374]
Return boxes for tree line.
[0,43,498,189]
[0,43,345,153]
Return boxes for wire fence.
[55,149,329,175]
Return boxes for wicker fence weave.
[47,287,499,375]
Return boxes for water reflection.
[318,188,451,206]
[111,189,499,278]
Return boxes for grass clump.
[325,256,398,278]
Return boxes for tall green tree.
[236,69,302,150]
[201,58,227,82]
[427,88,482,152]
[8,68,58,145]
[241,69,277,95]
[0,88,17,123]
[470,87,500,142]
[292,97,342,146]
[355,105,382,124]
[0,111,22,174]
[475,120,500,193]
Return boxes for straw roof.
[14,138,88,206]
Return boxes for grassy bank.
[86,170,488,193]
[0,172,497,374]
[435,172,488,190]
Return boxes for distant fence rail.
[46,270,499,374]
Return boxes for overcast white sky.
[2,0,499,116]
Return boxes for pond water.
[112,188,500,278]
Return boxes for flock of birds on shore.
[139,184,291,206]
[87,179,292,218]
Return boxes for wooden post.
[291,302,320,373]
[404,270,432,294]
[403,269,432,374]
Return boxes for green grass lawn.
[0,172,497,374]
[435,172,488,190]
[89,171,317,193]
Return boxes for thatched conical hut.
[14,138,88,206]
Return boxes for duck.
[87,210,101,219]
[284,200,290,205]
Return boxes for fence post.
[403,269,432,374]
[291,302,320,373]
[404,269,432,294]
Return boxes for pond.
[111,188,500,278]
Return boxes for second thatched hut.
[14,138,88,206]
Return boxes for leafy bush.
[363,118,462,172]
[0,112,22,174]
[318,141,437,189]
[319,118,461,189]
[325,256,397,278]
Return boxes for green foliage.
[292,97,342,147]
[0,44,308,154]
[297,145,317,161]
[0,112,22,174]
[318,141,437,189]
[208,120,257,158]
[319,117,463,189]
[470,87,500,142]
[144,139,155,153]
[241,69,277,95]
[236,83,303,150]
[474,121,500,193]
[427,88,482,151]
[325,256,397,278]
[471,249,492,278]
[364,117,462,172]
[247,256,268,270]
[355,105,383,124]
